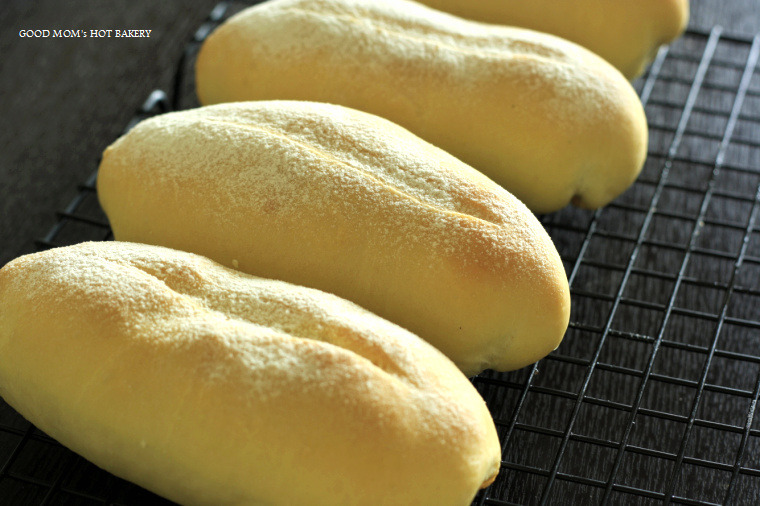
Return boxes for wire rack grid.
[1,3,760,505]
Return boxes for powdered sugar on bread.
[99,101,570,374]
[0,241,501,505]
[196,0,647,213]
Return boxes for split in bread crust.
[195,0,649,213]
[0,241,501,506]
[97,100,571,375]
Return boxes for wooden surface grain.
[0,0,219,267]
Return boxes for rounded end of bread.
[566,74,649,211]
[520,39,649,213]
[619,0,690,79]
[657,0,691,51]
[486,226,571,374]
[429,197,571,376]
[437,26,650,214]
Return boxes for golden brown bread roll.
[97,100,571,375]
[195,0,648,213]
[417,0,690,79]
[0,241,501,506]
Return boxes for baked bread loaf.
[97,100,571,375]
[417,0,690,79]
[0,241,501,506]
[195,0,648,213]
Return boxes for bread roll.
[0,241,501,506]
[97,100,570,375]
[195,0,648,213]
[417,0,690,79]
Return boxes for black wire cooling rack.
[2,2,760,505]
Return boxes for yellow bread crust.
[97,100,571,375]
[195,0,648,213]
[418,0,690,79]
[0,241,501,506]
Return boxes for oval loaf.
[97,100,571,375]
[0,241,501,506]
[195,0,648,213]
[417,0,690,79]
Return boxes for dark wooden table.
[1,1,760,505]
